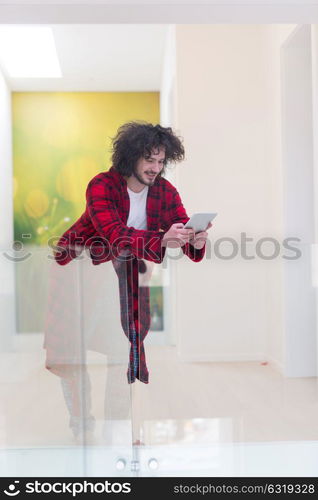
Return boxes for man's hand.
[188,221,213,249]
[161,223,195,248]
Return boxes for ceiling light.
[0,26,62,78]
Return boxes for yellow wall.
[12,92,159,245]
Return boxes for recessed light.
[0,26,62,78]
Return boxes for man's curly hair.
[111,121,185,177]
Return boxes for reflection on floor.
[0,344,318,475]
[1,441,318,477]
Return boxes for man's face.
[133,147,165,187]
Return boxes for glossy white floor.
[1,345,318,476]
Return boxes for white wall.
[310,24,318,377]
[160,24,177,131]
[173,24,296,369]
[159,24,178,345]
[280,25,316,376]
[263,24,296,372]
[0,67,15,348]
[0,69,13,250]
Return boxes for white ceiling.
[0,1,316,91]
[0,1,317,25]
[1,0,316,25]
[0,24,169,91]
[0,1,315,4]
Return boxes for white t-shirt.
[126,186,149,230]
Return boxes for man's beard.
[133,169,157,186]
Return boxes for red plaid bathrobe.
[49,166,206,383]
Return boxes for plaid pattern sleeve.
[161,182,206,263]
[86,176,166,263]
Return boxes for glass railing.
[0,239,318,477]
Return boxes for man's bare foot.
[132,439,145,446]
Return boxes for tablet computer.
[184,212,217,233]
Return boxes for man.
[47,122,211,438]
[55,121,210,268]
